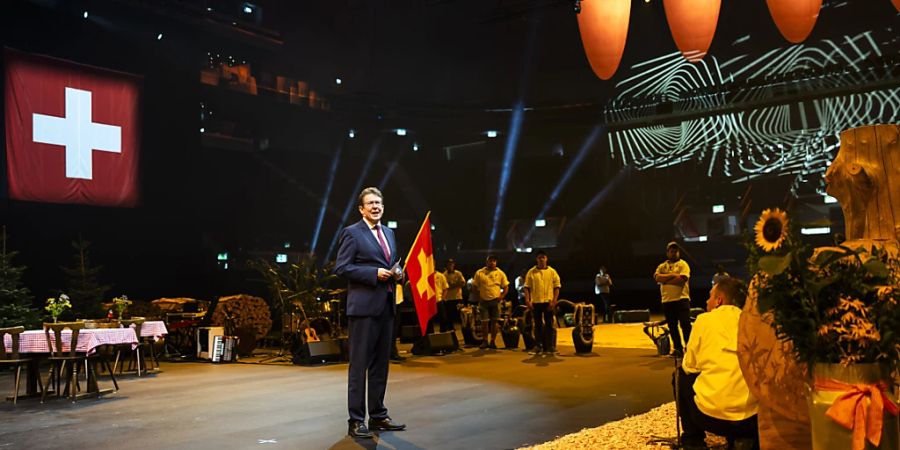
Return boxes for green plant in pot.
[748,208,900,450]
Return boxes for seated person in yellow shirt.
[677,277,759,449]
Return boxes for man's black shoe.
[479,341,489,349]
[368,417,407,431]
[348,421,374,439]
[488,341,498,349]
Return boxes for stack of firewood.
[211,294,272,340]
[150,297,200,313]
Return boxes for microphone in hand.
[391,259,403,280]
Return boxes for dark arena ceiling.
[2,0,899,301]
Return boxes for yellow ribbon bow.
[814,378,900,450]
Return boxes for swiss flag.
[404,212,438,336]
[4,49,141,207]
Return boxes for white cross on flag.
[4,49,141,207]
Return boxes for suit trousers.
[347,296,394,423]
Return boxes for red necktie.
[375,225,391,262]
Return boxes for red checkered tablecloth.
[3,327,138,355]
[136,321,168,341]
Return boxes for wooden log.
[825,124,900,240]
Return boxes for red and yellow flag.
[404,212,437,336]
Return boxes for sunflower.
[754,208,788,252]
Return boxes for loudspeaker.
[411,332,459,355]
[614,309,650,323]
[293,339,342,365]
[500,330,520,349]
[400,325,422,343]
[197,327,225,360]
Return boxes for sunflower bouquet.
[747,208,900,376]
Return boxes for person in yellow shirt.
[677,277,759,449]
[524,250,561,356]
[442,259,466,326]
[432,270,452,332]
[473,255,509,349]
[654,241,692,357]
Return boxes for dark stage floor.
[0,344,676,450]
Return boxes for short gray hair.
[358,187,384,206]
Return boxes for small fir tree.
[0,226,39,328]
[60,235,111,318]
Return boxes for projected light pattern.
[605,29,900,182]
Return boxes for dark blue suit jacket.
[334,219,399,317]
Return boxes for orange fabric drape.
[577,0,631,80]
[663,0,720,62]
[814,378,900,450]
[766,0,822,44]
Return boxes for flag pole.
[404,211,431,272]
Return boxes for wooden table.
[138,320,168,341]
[3,327,138,401]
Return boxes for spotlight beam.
[325,138,382,261]
[575,166,631,221]
[489,101,525,249]
[251,153,341,219]
[488,16,540,250]
[519,125,604,247]
[377,144,407,189]
[310,142,343,255]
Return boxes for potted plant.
[45,293,72,323]
[747,208,900,450]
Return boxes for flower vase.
[808,363,899,450]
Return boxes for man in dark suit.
[334,187,406,439]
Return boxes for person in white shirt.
[678,277,759,449]
[473,255,509,349]
[594,266,612,323]
[524,250,561,355]
[654,241,692,357]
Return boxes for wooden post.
[825,124,900,241]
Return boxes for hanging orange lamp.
[577,0,631,80]
[893,0,900,12]
[663,0,721,62]
[766,0,821,44]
